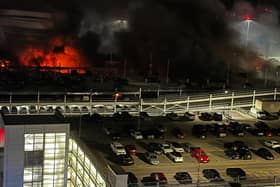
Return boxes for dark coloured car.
[226,168,246,180]
[174,172,192,184]
[274,147,280,154]
[272,128,280,136]
[224,141,249,151]
[110,132,121,140]
[202,169,224,182]
[255,148,274,160]
[199,112,213,121]
[116,154,134,165]
[127,172,138,186]
[150,172,168,185]
[173,128,185,139]
[148,142,163,155]
[142,130,155,139]
[113,111,132,121]
[262,111,278,120]
[246,128,264,136]
[255,121,273,137]
[125,145,137,155]
[90,113,102,123]
[141,176,157,186]
[140,112,152,121]
[213,112,223,121]
[225,149,240,159]
[184,112,196,121]
[192,125,207,139]
[228,122,245,136]
[210,124,227,137]
[166,112,180,121]
[237,149,252,160]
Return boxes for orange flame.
[19,36,87,73]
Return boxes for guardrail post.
[140,99,143,112]
[252,90,256,107]
[64,94,67,108]
[209,94,212,111]
[139,88,142,100]
[186,96,190,111]
[274,88,277,100]
[163,97,167,113]
[114,97,117,113]
[179,89,182,96]
[89,91,93,115]
[37,91,40,113]
[231,92,234,111]
[9,92,12,112]
[157,88,160,98]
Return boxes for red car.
[125,145,137,154]
[151,172,168,185]
[173,128,185,139]
[191,148,209,163]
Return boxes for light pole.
[244,15,253,51]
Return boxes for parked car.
[264,140,280,149]
[184,112,196,121]
[250,108,267,119]
[166,112,180,121]
[130,130,143,140]
[125,145,137,154]
[210,123,227,137]
[11,106,17,114]
[167,152,184,162]
[191,148,209,163]
[148,143,163,155]
[255,148,274,160]
[160,143,173,154]
[19,107,28,114]
[110,142,127,155]
[1,106,9,114]
[224,141,249,151]
[150,172,168,185]
[156,124,167,133]
[228,122,245,136]
[113,111,132,121]
[226,168,246,180]
[142,130,155,139]
[192,125,207,139]
[246,128,264,136]
[29,106,37,113]
[173,128,185,139]
[116,154,134,165]
[140,112,152,121]
[224,149,240,160]
[203,169,224,182]
[213,112,223,121]
[170,142,184,153]
[174,172,192,184]
[110,132,121,140]
[199,112,213,121]
[141,176,157,186]
[90,113,103,123]
[144,152,159,165]
[181,143,199,153]
[255,121,273,137]
[127,172,138,186]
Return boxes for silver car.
[144,152,159,165]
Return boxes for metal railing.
[0,88,278,116]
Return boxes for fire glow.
[19,37,87,73]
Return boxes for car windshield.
[116,146,124,149]
[164,145,170,149]
[151,155,157,159]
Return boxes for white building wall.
[3,126,25,187]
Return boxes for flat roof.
[3,114,67,125]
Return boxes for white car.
[160,143,173,154]
[167,152,184,162]
[130,130,143,140]
[170,142,184,153]
[110,142,127,155]
[264,140,280,149]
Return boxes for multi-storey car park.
[0,89,279,186]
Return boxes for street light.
[244,15,253,50]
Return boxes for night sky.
[0,0,280,82]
